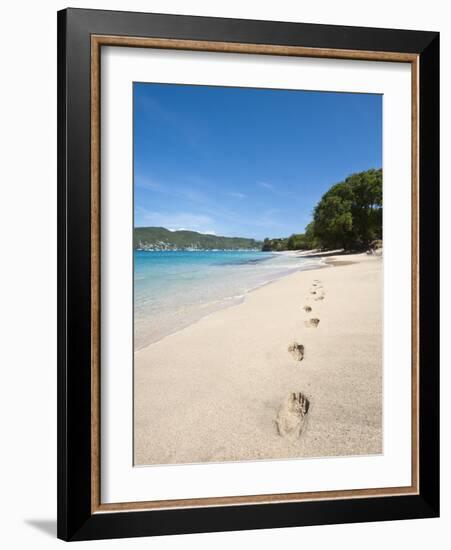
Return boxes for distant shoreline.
[134,226,262,252]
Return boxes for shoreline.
[134,253,382,466]
[134,250,327,350]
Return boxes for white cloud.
[257,181,296,198]
[227,191,246,199]
[134,176,165,192]
[135,175,211,205]
[258,181,274,190]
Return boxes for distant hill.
[134,227,262,251]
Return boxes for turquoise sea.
[134,250,323,349]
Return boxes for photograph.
[133,82,383,466]
[51,4,440,542]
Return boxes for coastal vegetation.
[134,169,381,253]
[263,168,382,252]
[134,227,262,251]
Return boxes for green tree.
[286,233,315,250]
[312,168,382,250]
[304,222,318,249]
[262,237,289,251]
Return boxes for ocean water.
[134,250,323,350]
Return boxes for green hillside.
[134,227,262,251]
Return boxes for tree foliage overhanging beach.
[263,168,382,252]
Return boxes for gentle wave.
[134,250,323,349]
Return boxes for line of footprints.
[276,279,325,439]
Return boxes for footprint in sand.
[288,342,304,361]
[276,392,310,438]
[305,318,320,328]
[303,305,312,312]
[311,288,326,296]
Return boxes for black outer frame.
[57,8,439,542]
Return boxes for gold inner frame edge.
[90,35,420,514]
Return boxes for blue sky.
[134,83,382,240]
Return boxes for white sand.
[134,253,382,465]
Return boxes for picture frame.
[57,7,439,541]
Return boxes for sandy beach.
[134,253,382,466]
